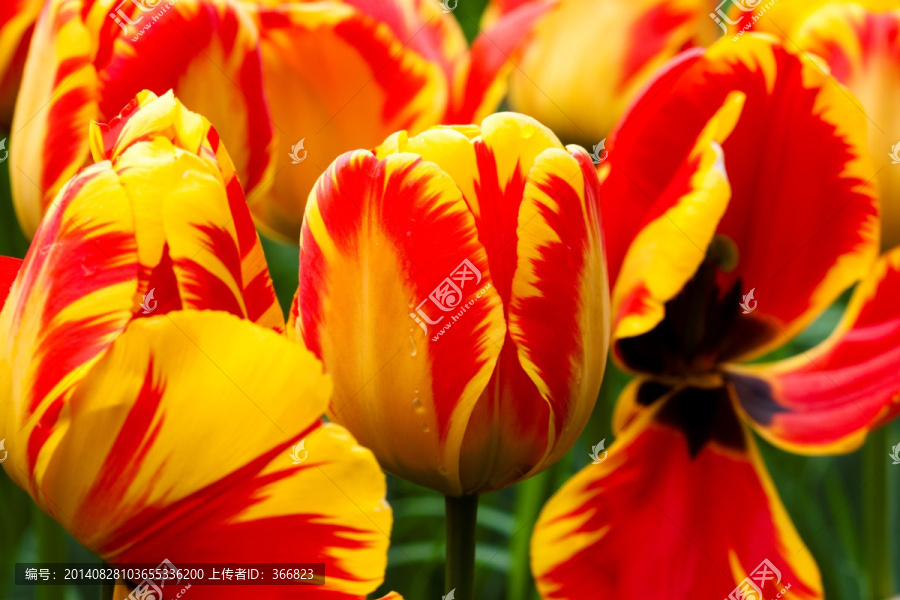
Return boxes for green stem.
[507,470,549,600]
[863,428,891,598]
[445,494,479,600]
[33,511,66,600]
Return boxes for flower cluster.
[1,1,899,599]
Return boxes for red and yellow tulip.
[0,90,392,599]
[290,112,610,496]
[793,3,900,249]
[484,0,719,144]
[0,0,41,128]
[531,34,897,599]
[10,0,552,242]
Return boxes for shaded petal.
[290,149,505,496]
[531,386,822,600]
[0,162,139,426]
[730,248,900,454]
[93,90,283,332]
[603,34,879,357]
[0,0,42,126]
[250,2,447,241]
[508,145,609,469]
[501,0,716,143]
[795,4,900,250]
[448,0,555,124]
[10,0,101,237]
[6,310,389,599]
[607,91,743,339]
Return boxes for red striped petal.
[603,35,879,358]
[730,248,900,454]
[532,386,822,600]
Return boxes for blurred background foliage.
[1,1,899,599]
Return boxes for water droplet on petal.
[421,422,429,432]
[409,335,417,357]
[439,466,448,475]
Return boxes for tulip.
[0,0,41,128]
[290,110,609,597]
[531,34,897,599]
[10,0,552,242]
[483,0,719,145]
[791,3,900,249]
[0,90,393,599]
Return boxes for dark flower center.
[617,235,778,382]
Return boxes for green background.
[1,1,899,598]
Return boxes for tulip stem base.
[445,494,478,600]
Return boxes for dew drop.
[522,121,536,138]
[408,335,417,357]
[421,422,429,432]
[439,466,448,475]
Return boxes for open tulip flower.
[531,34,900,599]
[0,90,393,598]
[483,0,719,144]
[9,0,552,243]
[290,111,609,498]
